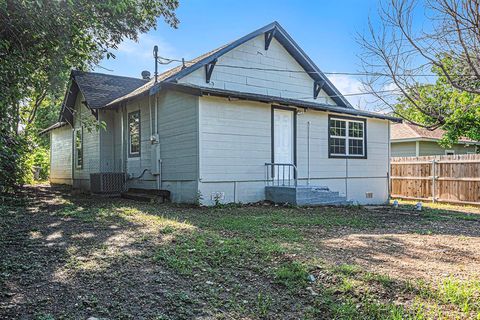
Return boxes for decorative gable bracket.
[205,59,218,83]
[264,29,276,51]
[313,80,326,99]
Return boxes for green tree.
[393,58,480,147]
[359,0,480,146]
[0,0,179,193]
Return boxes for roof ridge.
[72,70,148,82]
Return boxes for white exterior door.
[273,108,295,182]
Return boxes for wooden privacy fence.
[390,154,480,205]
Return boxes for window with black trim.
[329,117,366,158]
[128,110,141,157]
[75,127,83,169]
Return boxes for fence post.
[432,159,436,203]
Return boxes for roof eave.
[392,137,478,144]
[162,82,400,122]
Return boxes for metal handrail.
[265,163,297,187]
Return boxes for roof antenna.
[182,58,186,69]
[153,45,158,83]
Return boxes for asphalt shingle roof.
[104,44,228,107]
[391,122,475,143]
[72,70,148,109]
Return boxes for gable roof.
[71,70,148,109]
[105,21,353,109]
[391,122,476,143]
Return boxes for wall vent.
[211,192,225,201]
[365,192,374,199]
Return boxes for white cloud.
[116,33,177,62]
[328,74,402,112]
[328,74,373,109]
[95,33,180,77]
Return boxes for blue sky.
[94,0,396,108]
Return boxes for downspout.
[345,158,348,201]
[149,95,154,137]
[307,121,311,186]
[121,104,127,174]
[71,128,75,186]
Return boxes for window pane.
[349,139,364,155]
[129,111,140,155]
[348,121,363,138]
[330,138,346,155]
[76,129,82,168]
[329,119,346,137]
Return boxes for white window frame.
[329,117,366,158]
[445,149,455,155]
[128,110,141,157]
[75,127,83,169]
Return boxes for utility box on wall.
[150,134,161,176]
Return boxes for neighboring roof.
[39,121,67,135]
[391,122,476,143]
[71,70,148,109]
[106,21,353,109]
[161,82,401,122]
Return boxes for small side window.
[128,110,141,157]
[75,128,83,169]
[445,150,455,155]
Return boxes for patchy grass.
[393,199,480,222]
[1,185,480,319]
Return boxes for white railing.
[265,163,297,187]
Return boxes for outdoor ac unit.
[90,172,126,195]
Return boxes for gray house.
[43,22,399,205]
[391,122,478,157]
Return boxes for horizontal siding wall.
[391,141,416,157]
[179,35,335,105]
[124,95,157,189]
[116,91,199,202]
[157,91,199,202]
[49,125,73,185]
[157,91,199,182]
[198,96,390,205]
[420,141,477,156]
[98,110,117,173]
[72,92,100,190]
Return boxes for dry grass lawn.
[1,185,479,319]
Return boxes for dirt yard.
[1,185,479,319]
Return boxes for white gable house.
[43,22,400,205]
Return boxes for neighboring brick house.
[391,122,478,157]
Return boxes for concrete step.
[121,188,170,203]
[265,185,351,206]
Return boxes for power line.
[156,56,479,78]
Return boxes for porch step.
[265,185,351,206]
[121,188,170,203]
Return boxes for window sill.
[328,154,367,159]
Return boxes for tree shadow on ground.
[0,186,310,319]
[1,185,479,319]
